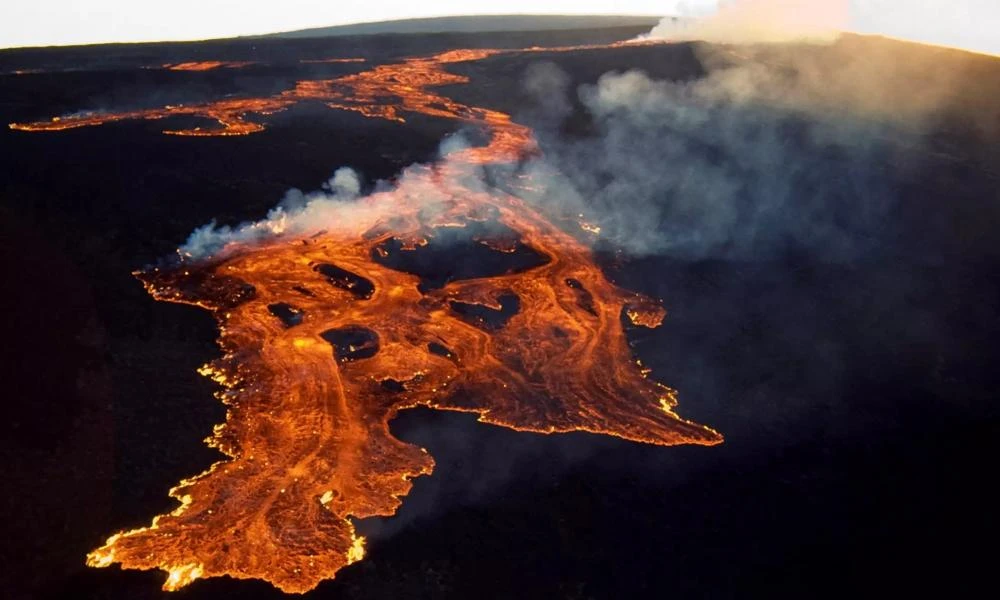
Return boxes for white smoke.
[517,68,899,259]
[175,11,993,265]
[511,25,999,260]
[645,0,846,45]
[180,166,363,258]
[177,147,493,260]
[647,1,1000,56]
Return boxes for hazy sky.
[667,0,999,54]
[1,1,997,54]
[0,1,668,48]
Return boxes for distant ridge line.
[264,14,663,40]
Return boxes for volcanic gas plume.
[17,45,722,592]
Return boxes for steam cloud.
[645,0,847,45]
[649,0,1000,56]
[512,39,972,260]
[180,153,491,259]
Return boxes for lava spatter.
[55,43,721,593]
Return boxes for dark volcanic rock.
[1,25,998,600]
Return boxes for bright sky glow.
[1,1,997,55]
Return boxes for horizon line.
[0,13,670,52]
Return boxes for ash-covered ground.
[1,24,998,599]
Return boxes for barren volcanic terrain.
[1,21,998,600]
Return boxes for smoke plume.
[649,0,1000,56]
[512,35,997,260]
[645,0,848,45]
[180,35,991,267]
[180,156,484,260]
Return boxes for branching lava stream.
[24,44,723,592]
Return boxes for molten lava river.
[13,45,723,592]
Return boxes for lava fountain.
[18,44,722,592]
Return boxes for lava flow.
[7,50,517,136]
[44,44,723,593]
[162,61,255,71]
[7,42,640,137]
[300,57,367,64]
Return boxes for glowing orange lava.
[163,61,255,71]
[300,57,367,64]
[22,43,721,593]
[8,43,633,137]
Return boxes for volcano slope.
[1,24,999,599]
